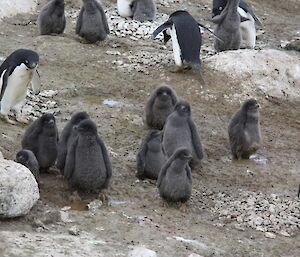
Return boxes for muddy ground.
[0,0,300,256]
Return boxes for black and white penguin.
[0,49,41,124]
[212,0,262,49]
[152,10,202,72]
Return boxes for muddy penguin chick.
[145,85,178,130]
[16,149,40,179]
[157,148,192,203]
[64,119,112,193]
[136,130,167,180]
[56,111,90,174]
[21,113,58,172]
[131,0,156,22]
[162,101,203,169]
[76,0,109,43]
[228,98,261,159]
[212,0,244,52]
[37,0,66,35]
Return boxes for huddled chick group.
[15,84,261,205]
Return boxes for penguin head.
[76,119,97,135]
[242,98,260,113]
[16,49,39,70]
[54,0,65,7]
[70,111,90,125]
[174,148,192,161]
[40,113,56,128]
[174,101,191,117]
[156,86,173,102]
[16,150,29,164]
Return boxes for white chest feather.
[1,64,33,104]
[170,25,182,67]
[117,0,134,17]
[238,7,256,49]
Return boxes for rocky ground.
[0,0,300,256]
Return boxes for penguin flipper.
[30,69,41,95]
[0,66,13,100]
[198,23,224,43]
[75,7,84,34]
[157,152,175,188]
[189,118,203,160]
[64,138,77,180]
[239,1,262,26]
[96,136,112,181]
[152,21,173,39]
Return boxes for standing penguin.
[228,99,261,159]
[0,49,41,124]
[212,0,244,52]
[152,11,203,73]
[157,148,192,203]
[37,0,66,35]
[136,130,167,180]
[212,0,262,49]
[56,111,90,174]
[76,0,110,43]
[162,101,203,169]
[21,113,58,172]
[117,0,156,21]
[64,119,112,193]
[145,84,178,130]
[16,149,40,179]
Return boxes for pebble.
[68,225,80,236]
[265,232,276,239]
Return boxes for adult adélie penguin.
[0,49,41,124]
[152,11,204,81]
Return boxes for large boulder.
[205,49,300,100]
[0,158,39,218]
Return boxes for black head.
[16,150,29,164]
[70,111,90,125]
[170,10,189,19]
[241,99,260,113]
[12,49,39,69]
[40,113,56,128]
[174,101,191,117]
[76,119,97,135]
[54,0,65,6]
[174,148,192,161]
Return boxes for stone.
[0,151,3,160]
[87,200,103,212]
[188,254,205,257]
[128,246,157,257]
[0,159,39,218]
[265,232,276,239]
[68,225,80,236]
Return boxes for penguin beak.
[29,62,37,69]
[48,119,54,125]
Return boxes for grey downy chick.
[136,130,167,180]
[228,98,261,159]
[157,148,192,203]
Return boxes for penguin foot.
[179,202,189,213]
[169,66,185,73]
[98,190,109,205]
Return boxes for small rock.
[279,231,291,237]
[87,200,103,212]
[265,232,276,239]
[0,151,3,159]
[128,246,157,257]
[68,225,80,236]
[188,254,204,257]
